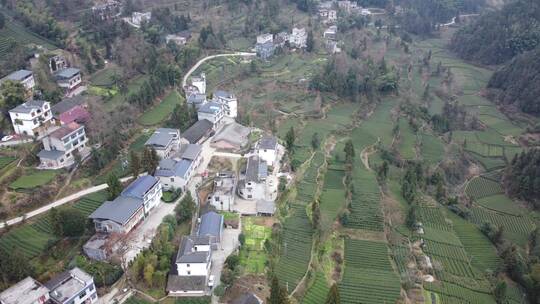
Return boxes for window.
[248,195,252,199]
[187,264,190,267]
[170,178,175,182]
[79,289,87,299]
[89,284,94,291]
[187,271,191,275]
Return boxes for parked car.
[1,135,14,142]
[208,275,215,287]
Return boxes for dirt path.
[360,138,380,172]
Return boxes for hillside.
[487,47,540,116]
[450,0,540,65]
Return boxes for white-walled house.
[197,101,224,127]
[55,68,82,92]
[131,12,151,27]
[154,158,195,191]
[237,156,267,201]
[9,100,53,137]
[38,122,89,169]
[1,69,36,95]
[213,90,237,118]
[257,135,278,166]
[209,172,236,211]
[189,73,206,95]
[45,267,98,304]
[144,128,181,159]
[0,277,50,304]
[290,27,307,48]
[88,176,162,234]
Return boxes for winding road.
[0,175,138,229]
[181,52,256,89]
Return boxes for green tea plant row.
[0,20,57,58]
[425,281,496,304]
[449,212,501,272]
[390,244,411,276]
[0,156,16,170]
[296,152,325,204]
[469,206,536,246]
[416,206,452,231]
[338,239,401,304]
[465,177,503,200]
[0,225,56,258]
[74,196,106,217]
[476,195,522,216]
[420,133,445,164]
[275,203,313,292]
[302,272,329,304]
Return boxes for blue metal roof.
[121,175,159,199]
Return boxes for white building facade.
[9,100,53,137]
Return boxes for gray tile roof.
[89,196,143,225]
[256,200,275,215]
[5,70,33,81]
[175,236,211,263]
[51,96,86,116]
[158,158,176,171]
[121,175,159,199]
[166,275,206,292]
[259,135,277,150]
[155,159,193,179]
[182,119,213,144]
[198,211,223,240]
[198,101,222,114]
[214,90,233,99]
[145,132,175,149]
[180,144,201,161]
[9,100,47,114]
[55,68,81,79]
[212,122,250,147]
[246,156,267,182]
[37,149,65,160]
[187,93,206,105]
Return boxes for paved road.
[0,175,138,229]
[181,52,256,89]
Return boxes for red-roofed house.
[51,96,90,125]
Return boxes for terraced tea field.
[420,133,445,164]
[296,152,325,204]
[275,203,313,291]
[465,177,503,200]
[302,272,329,304]
[0,156,16,170]
[319,164,346,230]
[469,206,536,246]
[339,239,401,304]
[0,224,57,258]
[0,20,57,59]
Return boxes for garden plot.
[275,203,313,292]
[338,239,401,304]
[10,170,58,190]
[239,217,272,273]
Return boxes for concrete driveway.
[210,225,241,298]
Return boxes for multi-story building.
[0,277,50,304]
[55,68,82,92]
[255,34,275,60]
[290,27,307,48]
[197,102,224,127]
[131,11,152,27]
[257,135,278,166]
[213,90,237,118]
[45,268,98,304]
[209,172,236,211]
[237,156,267,201]
[155,158,195,191]
[1,69,35,96]
[9,100,53,137]
[37,122,89,169]
[91,0,121,20]
[144,128,181,159]
[324,25,338,40]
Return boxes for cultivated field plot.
[465,177,503,200]
[420,134,445,164]
[240,217,271,273]
[9,170,58,190]
[138,90,183,126]
[416,206,452,231]
[0,20,57,59]
[390,242,412,276]
[73,191,107,216]
[476,195,522,216]
[0,224,57,259]
[302,272,329,304]
[448,212,501,272]
[275,203,313,291]
[338,239,401,304]
[0,156,16,170]
[319,166,346,230]
[89,65,124,87]
[469,206,536,246]
[425,281,496,304]
[398,119,417,160]
[296,152,325,204]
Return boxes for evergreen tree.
[311,200,321,229]
[268,276,289,304]
[285,127,295,153]
[325,283,341,304]
[311,132,320,150]
[142,147,159,175]
[129,150,141,178]
[344,140,355,164]
[306,30,314,52]
[107,173,122,200]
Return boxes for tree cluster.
[198,24,225,49]
[167,102,198,131]
[175,192,196,223]
[127,63,181,111]
[450,0,540,65]
[49,207,87,237]
[503,149,540,209]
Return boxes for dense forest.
[450,0,540,65]
[487,47,540,116]
[503,149,540,209]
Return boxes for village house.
[257,135,278,166]
[91,0,121,20]
[9,100,53,137]
[37,122,89,170]
[51,96,89,125]
[49,55,68,73]
[187,93,207,109]
[166,31,191,46]
[213,90,237,118]
[179,143,203,167]
[255,33,275,60]
[208,172,236,211]
[237,155,267,201]
[197,101,224,127]
[211,122,250,152]
[337,0,358,12]
[55,68,82,93]
[131,12,152,27]
[144,128,181,159]
[274,31,289,48]
[0,277,50,304]
[289,27,307,48]
[167,235,212,296]
[45,267,98,304]
[88,176,162,234]
[326,40,342,54]
[324,25,338,40]
[1,69,35,96]
[197,211,224,248]
[186,73,206,95]
[154,158,195,191]
[181,119,214,144]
